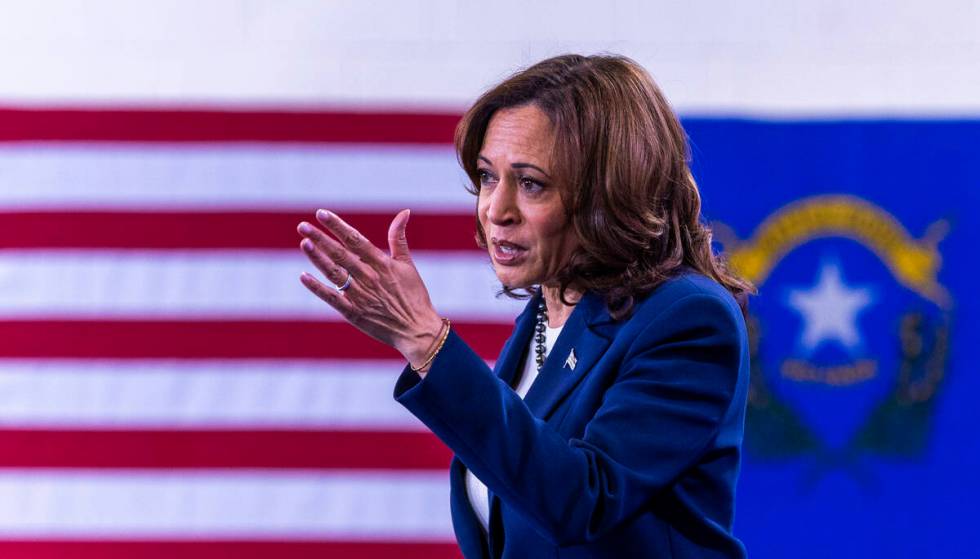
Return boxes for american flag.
[0,106,518,558]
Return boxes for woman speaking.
[297,54,752,558]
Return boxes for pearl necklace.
[534,300,548,371]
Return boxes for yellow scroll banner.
[714,195,950,308]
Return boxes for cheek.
[477,200,496,249]
[559,230,580,257]
[476,199,489,231]
[539,221,576,259]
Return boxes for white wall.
[0,0,977,115]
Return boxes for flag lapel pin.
[564,348,577,370]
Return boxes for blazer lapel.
[492,294,540,388]
[523,292,616,420]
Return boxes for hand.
[297,209,445,367]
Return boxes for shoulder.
[612,272,749,400]
[608,272,748,365]
[630,271,744,326]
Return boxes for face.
[476,104,579,290]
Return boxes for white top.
[464,321,564,534]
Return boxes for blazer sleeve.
[394,291,746,546]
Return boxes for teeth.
[500,245,517,254]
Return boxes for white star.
[787,263,874,352]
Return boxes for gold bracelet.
[411,318,451,373]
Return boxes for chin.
[493,269,534,291]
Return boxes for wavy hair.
[455,53,754,319]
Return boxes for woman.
[297,54,753,558]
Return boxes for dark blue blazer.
[395,273,749,558]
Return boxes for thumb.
[388,209,413,261]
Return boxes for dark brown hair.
[455,53,754,319]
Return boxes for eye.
[477,168,497,188]
[519,175,545,194]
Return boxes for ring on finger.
[335,271,353,292]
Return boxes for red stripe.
[0,320,510,360]
[0,211,479,251]
[0,107,460,144]
[0,429,452,469]
[0,541,462,559]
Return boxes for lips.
[491,237,528,265]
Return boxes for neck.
[541,284,580,328]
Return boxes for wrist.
[406,317,451,373]
[401,315,442,363]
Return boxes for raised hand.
[297,209,445,368]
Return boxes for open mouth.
[491,238,528,264]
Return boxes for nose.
[485,178,519,227]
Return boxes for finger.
[315,209,387,265]
[297,221,367,277]
[300,272,356,316]
[387,209,413,262]
[300,238,352,289]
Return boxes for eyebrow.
[478,155,551,178]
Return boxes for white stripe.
[0,250,523,320]
[0,359,429,429]
[0,470,451,539]
[0,144,472,210]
